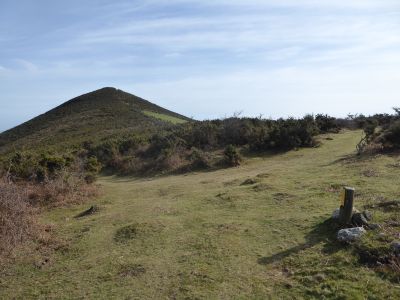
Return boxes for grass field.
[143,110,188,124]
[2,130,400,299]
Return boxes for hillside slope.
[0,87,190,154]
[2,130,400,299]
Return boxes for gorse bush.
[357,108,400,153]
[73,115,328,174]
[2,150,100,183]
[224,145,242,167]
[381,120,400,149]
[84,156,102,183]
[176,116,320,150]
[1,115,340,177]
[315,114,340,133]
[189,147,210,170]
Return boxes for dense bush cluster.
[355,108,400,153]
[381,120,400,149]
[76,115,337,174]
[315,114,340,133]
[1,151,101,183]
[224,145,242,166]
[1,114,343,178]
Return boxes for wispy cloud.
[69,2,400,68]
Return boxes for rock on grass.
[337,227,366,243]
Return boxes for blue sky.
[1,0,400,131]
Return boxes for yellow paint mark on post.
[340,190,345,206]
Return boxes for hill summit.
[0,87,190,153]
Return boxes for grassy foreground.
[2,130,400,299]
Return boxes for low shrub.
[84,156,102,183]
[315,114,340,133]
[189,147,211,169]
[381,120,400,149]
[224,145,242,167]
[0,170,99,262]
[359,109,400,152]
[0,179,37,257]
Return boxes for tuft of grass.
[114,224,139,243]
[118,263,146,277]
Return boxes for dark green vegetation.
[353,108,400,154]
[0,114,334,180]
[2,131,400,299]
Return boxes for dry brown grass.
[25,171,100,208]
[0,178,37,258]
[0,173,99,263]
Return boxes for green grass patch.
[2,131,400,299]
[143,110,188,124]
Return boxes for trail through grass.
[2,130,400,299]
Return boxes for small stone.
[368,223,381,230]
[391,241,400,254]
[352,213,369,227]
[284,282,293,289]
[241,178,258,185]
[362,210,373,221]
[337,227,366,242]
[332,208,340,219]
[313,274,326,282]
[282,267,294,276]
[332,208,360,220]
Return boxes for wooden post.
[339,187,355,224]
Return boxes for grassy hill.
[0,87,190,154]
[2,130,400,299]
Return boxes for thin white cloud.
[71,5,400,70]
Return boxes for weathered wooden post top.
[339,187,355,225]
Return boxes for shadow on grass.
[320,153,360,167]
[321,148,396,167]
[257,218,342,265]
[100,163,226,183]
[100,159,250,183]
[99,147,298,183]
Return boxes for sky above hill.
[1,0,400,131]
